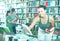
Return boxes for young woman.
[29,5,54,41]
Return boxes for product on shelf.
[5,0,60,29]
[26,8,29,13]
[50,1,55,6]
[32,8,37,13]
[50,7,55,14]
[54,8,58,14]
[59,1,60,6]
[35,1,39,7]
[56,15,58,21]
[46,7,50,13]
[58,7,60,14]
[11,0,16,3]
[55,1,58,6]
[17,9,22,13]
[45,1,48,7]
[23,9,26,13]
[40,1,44,5]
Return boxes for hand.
[17,16,20,19]
[45,29,50,34]
[24,29,28,32]
[39,14,44,18]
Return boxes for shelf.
[55,20,60,22]
[16,12,38,14]
[6,1,28,5]
[48,14,60,15]
[15,2,28,4]
[6,0,39,5]
[16,13,25,15]
[46,5,60,7]
[16,13,60,15]
[26,12,38,13]
[15,8,25,9]
[55,28,60,30]
[27,6,38,8]
[28,0,35,1]
[19,19,26,20]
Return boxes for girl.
[29,5,54,41]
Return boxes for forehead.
[38,8,45,11]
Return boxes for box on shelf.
[32,8,37,13]
[50,1,55,6]
[35,1,39,7]
[46,7,50,13]
[17,9,22,13]
[54,8,58,14]
[40,1,44,5]
[23,9,26,13]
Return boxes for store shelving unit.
[0,1,6,28]
[5,0,60,37]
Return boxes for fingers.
[39,14,44,18]
[45,29,50,34]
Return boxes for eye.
[38,11,43,13]
[40,11,43,12]
[38,11,40,13]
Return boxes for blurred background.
[0,0,60,41]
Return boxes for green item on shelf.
[0,27,10,33]
[3,27,10,32]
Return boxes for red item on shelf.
[45,1,48,7]
[53,31,58,35]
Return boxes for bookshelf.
[5,0,60,29]
[0,1,6,28]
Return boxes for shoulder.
[6,16,11,20]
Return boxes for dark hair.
[11,8,15,12]
[38,5,46,10]
[6,10,10,16]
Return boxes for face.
[13,11,16,14]
[38,7,46,16]
[8,13,11,16]
[11,11,16,15]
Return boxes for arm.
[11,14,19,23]
[47,16,54,32]
[8,19,16,24]
[7,17,17,24]
[29,16,40,30]
[11,18,17,23]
